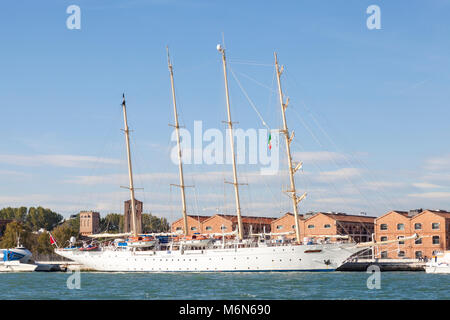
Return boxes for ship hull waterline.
[55,242,361,272]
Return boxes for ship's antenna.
[166,46,190,237]
[217,43,245,241]
[121,94,138,237]
[274,53,307,244]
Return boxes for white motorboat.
[0,260,38,272]
[0,243,36,272]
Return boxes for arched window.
[432,223,440,230]
[397,223,405,230]
[307,224,315,229]
[414,223,422,230]
[324,224,331,229]
[380,224,388,230]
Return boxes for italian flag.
[268,133,272,150]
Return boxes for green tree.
[0,207,28,223]
[26,207,63,231]
[51,224,78,248]
[142,213,170,233]
[0,221,34,249]
[100,213,123,233]
[65,213,80,231]
[32,232,54,255]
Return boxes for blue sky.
[1,0,449,222]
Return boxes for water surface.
[1,272,448,300]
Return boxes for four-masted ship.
[55,45,363,271]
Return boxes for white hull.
[425,266,450,274]
[425,251,450,274]
[0,261,37,272]
[55,242,361,272]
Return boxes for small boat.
[0,260,37,272]
[180,234,212,248]
[0,240,36,272]
[62,246,81,251]
[425,251,450,274]
[0,246,33,263]
[126,235,157,248]
[79,245,100,251]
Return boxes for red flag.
[49,233,56,246]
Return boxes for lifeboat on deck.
[79,244,99,251]
[126,235,157,248]
[180,234,212,247]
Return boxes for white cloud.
[407,192,450,199]
[0,154,122,168]
[0,170,28,177]
[364,181,407,189]
[292,151,348,164]
[412,182,444,189]
[424,154,450,171]
[313,167,362,183]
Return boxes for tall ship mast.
[166,47,189,237]
[217,43,244,241]
[121,94,138,237]
[54,46,365,272]
[274,53,307,244]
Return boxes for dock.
[34,261,93,272]
[337,258,426,271]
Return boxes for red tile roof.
[172,215,211,224]
[315,212,376,223]
[217,214,277,225]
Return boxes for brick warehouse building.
[79,211,100,236]
[171,214,275,236]
[303,212,375,243]
[270,212,375,243]
[171,215,211,234]
[170,212,375,242]
[375,209,450,259]
[201,214,276,236]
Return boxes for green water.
[1,272,448,300]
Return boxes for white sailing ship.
[55,45,364,271]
